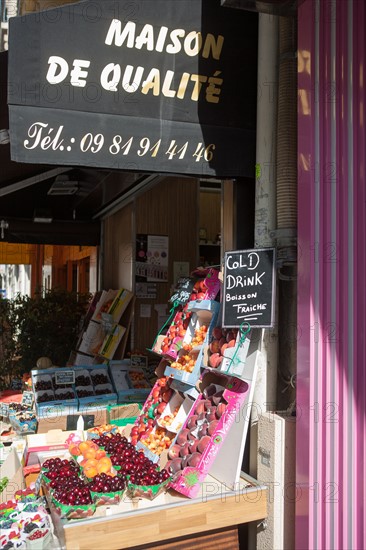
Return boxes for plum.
[212,327,223,340]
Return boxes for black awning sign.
[223,248,276,328]
[8,0,257,178]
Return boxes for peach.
[197,425,208,437]
[187,415,198,429]
[170,457,183,474]
[205,411,216,422]
[188,428,198,440]
[194,401,206,415]
[188,439,199,453]
[197,435,211,453]
[179,442,191,457]
[188,452,202,467]
[216,403,227,418]
[168,444,181,460]
[95,449,107,460]
[209,353,223,369]
[176,428,190,446]
[221,343,228,355]
[209,340,220,354]
[207,420,219,436]
[69,444,81,456]
[219,337,226,349]
[227,339,236,348]
[162,389,173,402]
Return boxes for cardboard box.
[109,361,151,403]
[24,430,76,466]
[167,372,250,499]
[163,301,220,387]
[0,447,25,503]
[36,407,108,433]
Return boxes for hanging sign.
[169,277,196,305]
[223,248,276,328]
[7,0,257,177]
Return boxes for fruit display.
[170,352,198,374]
[88,473,126,506]
[157,306,193,356]
[182,323,208,351]
[86,424,116,438]
[75,374,92,387]
[34,379,53,392]
[207,327,238,369]
[129,376,173,445]
[138,428,173,456]
[91,372,110,386]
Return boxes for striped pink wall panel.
[297,1,366,549]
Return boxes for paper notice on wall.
[140,304,151,318]
[154,304,169,331]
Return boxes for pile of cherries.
[35,380,53,391]
[92,373,110,385]
[75,375,92,386]
[91,433,170,486]
[88,472,125,493]
[77,389,94,398]
[43,460,92,506]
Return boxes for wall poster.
[136,234,169,282]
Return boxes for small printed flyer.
[136,234,169,282]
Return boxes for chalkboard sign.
[55,370,75,385]
[169,277,195,305]
[223,248,276,328]
[66,414,95,431]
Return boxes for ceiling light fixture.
[48,175,79,195]
[33,210,53,223]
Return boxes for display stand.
[54,473,267,550]
[209,333,260,489]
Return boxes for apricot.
[84,465,98,478]
[97,457,112,473]
[83,448,96,460]
[95,449,107,460]
[79,442,89,453]
[69,444,81,456]
[84,458,98,469]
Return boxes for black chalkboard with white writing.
[223,248,276,328]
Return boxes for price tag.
[130,355,148,369]
[35,471,43,495]
[55,370,75,385]
[21,391,34,408]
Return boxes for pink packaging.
[166,372,250,498]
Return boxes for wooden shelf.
[55,473,267,550]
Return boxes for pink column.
[297,1,366,548]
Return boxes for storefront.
[1,2,272,549]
